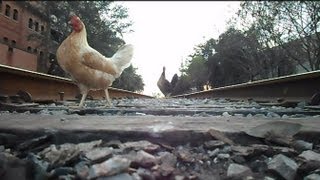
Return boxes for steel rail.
[173,70,320,103]
[0,64,153,102]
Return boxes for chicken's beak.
[68,20,72,26]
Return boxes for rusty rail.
[173,70,320,103]
[0,64,153,102]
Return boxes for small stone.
[60,118,66,122]
[0,152,28,180]
[88,156,131,179]
[221,146,232,153]
[245,176,254,180]
[292,140,313,152]
[26,153,49,180]
[253,113,265,118]
[175,175,185,180]
[58,174,75,180]
[158,152,177,167]
[208,148,220,157]
[176,149,194,163]
[299,150,320,162]
[264,177,276,180]
[39,140,102,167]
[267,154,298,180]
[204,140,225,150]
[131,172,142,180]
[245,121,302,139]
[297,101,306,108]
[96,173,133,180]
[75,161,90,179]
[222,112,232,117]
[84,147,113,163]
[137,168,155,180]
[121,141,160,153]
[0,145,6,152]
[49,167,75,179]
[158,152,176,176]
[132,150,158,168]
[232,146,254,156]
[304,174,320,180]
[217,153,230,160]
[227,163,252,178]
[266,112,281,118]
[232,155,246,164]
[298,160,320,175]
[250,159,267,173]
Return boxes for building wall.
[0,1,50,72]
[0,44,37,71]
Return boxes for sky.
[116,1,241,97]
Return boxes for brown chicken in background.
[56,15,133,108]
[157,66,178,97]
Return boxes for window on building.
[35,22,39,31]
[28,18,33,29]
[3,37,8,44]
[11,40,16,47]
[5,5,10,17]
[41,26,45,33]
[33,48,38,54]
[27,46,31,52]
[40,51,44,58]
[13,9,18,20]
[8,46,13,53]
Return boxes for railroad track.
[0,64,152,104]
[2,63,320,106]
[173,70,320,105]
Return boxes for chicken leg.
[104,89,112,107]
[78,91,88,108]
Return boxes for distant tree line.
[25,1,144,92]
[171,1,320,95]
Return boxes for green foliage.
[175,2,320,93]
[177,24,297,92]
[238,1,320,71]
[185,56,208,90]
[112,65,144,93]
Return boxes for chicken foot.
[104,89,112,107]
[78,91,88,108]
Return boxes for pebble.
[304,174,320,180]
[88,156,131,179]
[0,98,319,179]
[84,147,113,163]
[299,150,320,162]
[292,140,313,152]
[227,163,252,178]
[267,154,298,180]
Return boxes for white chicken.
[56,15,133,108]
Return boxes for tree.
[112,65,144,93]
[238,1,320,71]
[185,56,209,91]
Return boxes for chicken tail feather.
[111,44,134,73]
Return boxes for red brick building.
[0,1,58,73]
